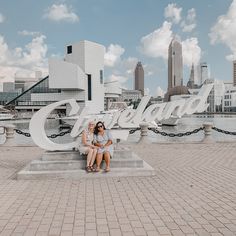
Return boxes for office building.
[187,64,195,89]
[104,80,122,110]
[15,77,41,93]
[223,88,236,112]
[134,62,144,96]
[200,62,209,85]
[168,38,183,90]
[2,82,14,92]
[233,60,236,86]
[119,89,142,103]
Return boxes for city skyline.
[0,0,235,96]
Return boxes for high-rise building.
[233,60,236,86]
[168,38,183,90]
[200,62,208,85]
[134,62,144,96]
[187,64,195,89]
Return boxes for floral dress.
[94,130,113,156]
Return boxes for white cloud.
[209,0,236,61]
[0,34,48,82]
[140,21,201,67]
[44,4,79,23]
[146,71,153,76]
[226,54,236,61]
[18,30,41,37]
[144,88,149,95]
[104,44,125,67]
[182,37,201,67]
[140,21,173,59]
[181,8,196,32]
[107,74,128,84]
[0,36,9,65]
[121,57,138,75]
[156,86,165,97]
[164,3,182,24]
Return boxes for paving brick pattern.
[0,143,236,235]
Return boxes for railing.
[0,122,236,146]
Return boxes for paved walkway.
[0,142,236,236]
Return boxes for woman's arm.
[104,130,113,147]
[82,131,93,147]
[93,135,103,148]
[93,142,103,148]
[81,131,88,146]
[104,140,112,147]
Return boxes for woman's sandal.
[105,167,110,172]
[90,166,96,172]
[95,167,101,172]
[86,166,92,172]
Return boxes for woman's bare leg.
[86,148,93,167]
[103,151,111,171]
[89,149,97,167]
[96,153,103,171]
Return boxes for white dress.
[79,129,94,154]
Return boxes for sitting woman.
[79,121,97,172]
[93,121,113,172]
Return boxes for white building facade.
[119,89,142,103]
[49,40,105,114]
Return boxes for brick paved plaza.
[0,142,236,236]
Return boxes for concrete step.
[41,149,134,161]
[17,161,156,180]
[16,146,156,180]
[41,151,85,161]
[29,156,144,171]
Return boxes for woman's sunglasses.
[97,125,103,128]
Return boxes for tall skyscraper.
[187,63,195,89]
[233,60,236,86]
[168,38,183,90]
[134,61,144,96]
[200,62,208,85]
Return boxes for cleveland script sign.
[29,84,213,150]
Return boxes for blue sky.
[0,0,235,96]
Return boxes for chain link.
[212,127,236,136]
[14,128,72,138]
[129,128,141,134]
[12,126,236,139]
[148,127,204,137]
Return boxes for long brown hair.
[94,121,106,135]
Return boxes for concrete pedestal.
[202,122,215,143]
[17,147,155,180]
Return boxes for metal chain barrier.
[212,127,236,136]
[14,128,72,138]
[129,128,141,134]
[12,126,236,139]
[148,127,204,137]
[15,129,31,137]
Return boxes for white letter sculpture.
[30,99,83,151]
[30,84,213,150]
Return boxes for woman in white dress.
[80,121,98,172]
